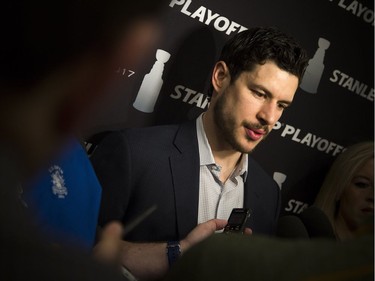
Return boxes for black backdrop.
[83,0,374,215]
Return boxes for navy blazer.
[91,120,281,241]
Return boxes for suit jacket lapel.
[244,158,261,228]
[169,121,200,238]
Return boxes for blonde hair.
[314,141,374,228]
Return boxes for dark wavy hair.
[209,26,308,97]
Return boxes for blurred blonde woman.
[314,141,374,241]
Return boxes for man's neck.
[202,112,242,183]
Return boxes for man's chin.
[232,140,261,154]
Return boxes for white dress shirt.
[196,114,248,224]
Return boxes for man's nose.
[256,102,280,126]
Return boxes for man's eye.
[252,90,265,98]
[278,103,288,110]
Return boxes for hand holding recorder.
[224,208,252,234]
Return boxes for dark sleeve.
[90,131,132,227]
[256,178,281,235]
[265,178,281,235]
[245,158,281,235]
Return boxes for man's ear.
[211,61,230,95]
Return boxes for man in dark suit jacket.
[91,27,309,280]
[92,120,280,240]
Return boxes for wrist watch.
[166,241,181,267]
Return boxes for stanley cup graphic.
[273,172,287,190]
[300,38,330,94]
[133,49,171,113]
